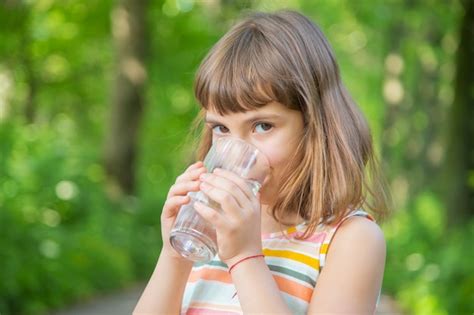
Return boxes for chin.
[257,185,276,206]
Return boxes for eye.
[211,125,229,135]
[254,122,273,134]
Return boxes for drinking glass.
[169,137,270,262]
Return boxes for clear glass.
[169,137,270,262]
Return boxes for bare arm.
[133,251,193,315]
[194,169,293,314]
[227,256,293,314]
[134,162,206,315]
[307,216,386,314]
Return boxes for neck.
[260,204,304,235]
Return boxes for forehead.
[205,101,293,120]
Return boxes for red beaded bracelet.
[228,254,265,274]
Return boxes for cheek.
[259,144,293,177]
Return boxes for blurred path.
[376,295,404,314]
[51,283,143,315]
[52,284,403,315]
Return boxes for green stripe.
[193,260,315,287]
[268,264,316,287]
[193,260,228,269]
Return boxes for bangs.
[194,22,300,115]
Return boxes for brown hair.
[191,10,390,238]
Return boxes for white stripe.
[281,290,310,314]
[265,256,319,280]
[263,237,324,253]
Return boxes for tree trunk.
[103,0,148,197]
[445,0,474,227]
[23,42,36,123]
[6,1,36,123]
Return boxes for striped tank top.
[181,209,375,314]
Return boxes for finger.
[199,172,251,209]
[167,180,201,198]
[176,166,207,183]
[214,168,257,201]
[199,182,243,220]
[162,195,190,218]
[194,200,224,228]
[185,161,204,172]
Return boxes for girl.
[134,9,389,315]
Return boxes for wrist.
[160,248,194,267]
[226,252,265,274]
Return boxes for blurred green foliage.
[0,0,472,314]
[384,192,474,314]
[0,121,135,314]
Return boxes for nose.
[221,134,253,145]
[231,136,260,152]
[216,136,268,182]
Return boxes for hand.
[194,168,263,266]
[160,161,207,260]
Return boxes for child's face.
[205,101,305,204]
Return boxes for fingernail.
[200,173,208,180]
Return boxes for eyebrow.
[205,114,282,125]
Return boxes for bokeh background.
[0,0,473,314]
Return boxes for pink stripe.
[269,231,326,242]
[186,308,240,315]
[299,231,326,242]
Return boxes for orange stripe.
[188,267,232,284]
[273,274,313,302]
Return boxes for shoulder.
[327,215,386,266]
[320,213,386,265]
[308,216,386,312]
[333,215,385,249]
